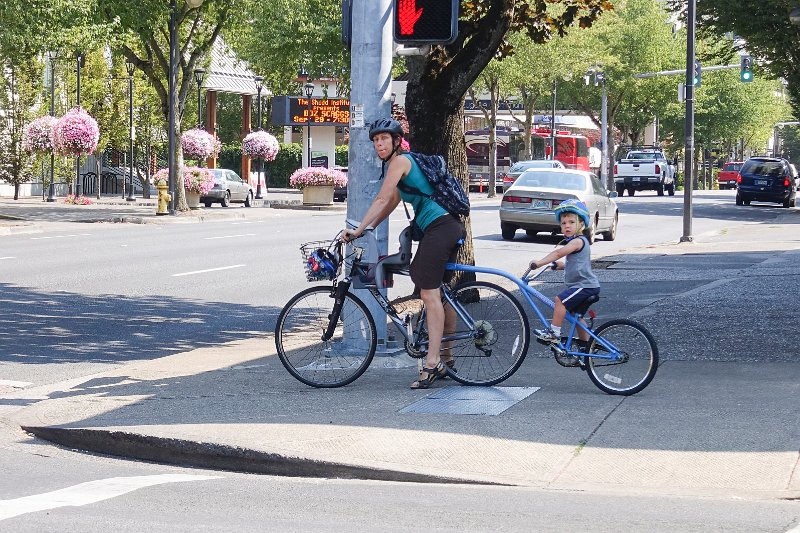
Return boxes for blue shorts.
[557,287,600,312]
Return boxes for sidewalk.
[2,204,800,499]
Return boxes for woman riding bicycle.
[341,118,465,389]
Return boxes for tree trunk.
[13,183,19,200]
[176,148,187,211]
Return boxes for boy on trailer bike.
[341,118,465,389]
[529,199,600,349]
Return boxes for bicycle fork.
[321,279,351,341]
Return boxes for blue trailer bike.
[275,230,658,395]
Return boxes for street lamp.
[550,78,557,160]
[167,0,205,215]
[46,51,57,202]
[254,75,264,199]
[304,81,314,167]
[193,67,205,127]
[75,51,84,197]
[125,59,136,202]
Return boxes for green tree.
[0,59,41,198]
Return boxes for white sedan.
[499,168,619,243]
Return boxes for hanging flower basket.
[22,116,57,153]
[51,107,100,156]
[183,166,214,195]
[242,131,280,161]
[181,128,221,160]
[289,167,348,190]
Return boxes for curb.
[21,426,503,486]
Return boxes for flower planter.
[185,191,201,209]
[302,185,334,205]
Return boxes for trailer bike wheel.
[585,318,658,395]
[275,286,376,388]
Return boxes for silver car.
[499,168,619,242]
[201,169,254,208]
[503,159,565,191]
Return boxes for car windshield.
[723,163,742,171]
[516,171,585,190]
[743,160,784,177]
[510,161,554,172]
[627,152,659,160]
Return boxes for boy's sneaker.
[534,329,560,344]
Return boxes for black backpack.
[397,152,470,217]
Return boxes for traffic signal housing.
[693,60,702,87]
[394,0,459,45]
[740,55,753,83]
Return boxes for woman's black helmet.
[369,118,404,140]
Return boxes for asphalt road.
[1,189,800,531]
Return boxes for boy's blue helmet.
[554,199,590,227]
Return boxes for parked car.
[502,160,565,191]
[201,169,254,208]
[735,157,796,208]
[499,168,619,243]
[333,166,348,202]
[613,149,675,196]
[717,161,743,190]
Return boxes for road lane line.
[30,234,91,240]
[0,474,220,521]
[0,256,15,260]
[172,264,246,277]
[203,233,256,240]
[0,379,33,388]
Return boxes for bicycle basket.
[300,240,340,281]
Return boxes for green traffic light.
[741,72,752,82]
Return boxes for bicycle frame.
[446,263,621,361]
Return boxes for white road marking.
[172,264,246,277]
[30,234,91,240]
[0,474,220,521]
[0,379,32,388]
[203,233,256,240]
[0,256,15,260]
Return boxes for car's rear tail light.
[503,195,532,204]
[613,164,618,175]
[655,164,661,174]
[784,178,791,187]
[737,175,742,184]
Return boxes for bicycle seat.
[573,294,600,316]
[373,225,413,289]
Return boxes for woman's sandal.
[410,363,444,389]
[437,358,456,378]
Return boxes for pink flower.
[23,116,57,153]
[182,166,214,194]
[289,167,348,190]
[242,131,280,161]
[152,168,169,186]
[51,107,100,156]
[401,138,411,152]
[181,128,220,159]
[63,194,93,205]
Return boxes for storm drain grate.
[400,386,540,416]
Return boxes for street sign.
[350,104,364,128]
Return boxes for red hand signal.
[398,0,423,35]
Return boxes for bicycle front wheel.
[275,286,376,388]
[585,318,659,395]
[445,281,530,386]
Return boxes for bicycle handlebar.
[522,262,558,283]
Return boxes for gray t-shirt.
[564,235,600,288]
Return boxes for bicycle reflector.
[306,249,339,281]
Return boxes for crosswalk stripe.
[0,474,220,521]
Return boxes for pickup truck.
[717,161,743,190]
[613,150,676,196]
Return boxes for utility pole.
[681,0,696,243]
[348,0,393,348]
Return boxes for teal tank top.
[397,154,448,230]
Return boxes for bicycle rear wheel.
[585,318,658,395]
[275,286,376,388]
[445,281,530,386]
